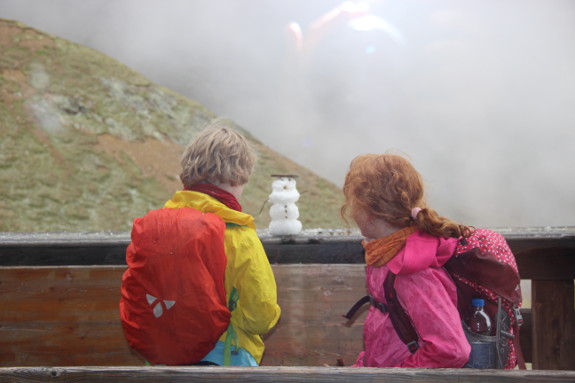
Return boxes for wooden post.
[516,245,575,370]
[532,279,575,370]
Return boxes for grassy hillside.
[0,19,345,232]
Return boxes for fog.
[1,0,574,227]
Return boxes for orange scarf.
[364,227,418,267]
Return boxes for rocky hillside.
[0,19,345,232]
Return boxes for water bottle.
[467,298,492,336]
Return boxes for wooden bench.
[0,227,574,371]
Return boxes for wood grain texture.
[0,255,570,369]
[0,266,140,366]
[531,279,575,370]
[262,264,367,366]
[2,366,575,383]
[0,265,367,367]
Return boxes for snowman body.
[268,176,302,236]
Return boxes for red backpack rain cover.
[120,207,230,365]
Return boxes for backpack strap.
[223,287,239,366]
[342,296,371,320]
[384,272,420,354]
[342,294,390,320]
[511,305,527,369]
[342,273,420,354]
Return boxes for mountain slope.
[0,19,344,232]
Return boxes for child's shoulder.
[395,266,455,296]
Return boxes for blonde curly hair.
[180,119,257,187]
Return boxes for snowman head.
[272,177,296,191]
[269,175,300,204]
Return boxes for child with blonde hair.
[164,119,281,366]
[342,153,471,368]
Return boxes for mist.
[1,0,574,227]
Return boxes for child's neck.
[364,218,402,241]
[212,181,245,200]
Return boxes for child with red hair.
[342,153,471,368]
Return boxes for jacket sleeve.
[395,269,471,368]
[224,227,281,335]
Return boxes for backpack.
[344,228,524,369]
[120,207,231,365]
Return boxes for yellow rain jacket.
[164,190,281,363]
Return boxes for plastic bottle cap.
[472,298,485,307]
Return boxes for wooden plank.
[0,266,141,366]
[3,241,574,279]
[0,265,367,367]
[515,247,575,280]
[262,264,366,366]
[1,228,574,267]
[265,242,364,264]
[531,279,575,370]
[0,264,539,368]
[0,245,128,266]
[2,366,575,383]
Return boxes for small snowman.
[268,174,302,236]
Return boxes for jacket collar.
[164,190,255,228]
[363,227,418,267]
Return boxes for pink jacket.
[356,231,471,368]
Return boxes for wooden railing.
[0,227,574,374]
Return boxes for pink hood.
[387,231,457,275]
